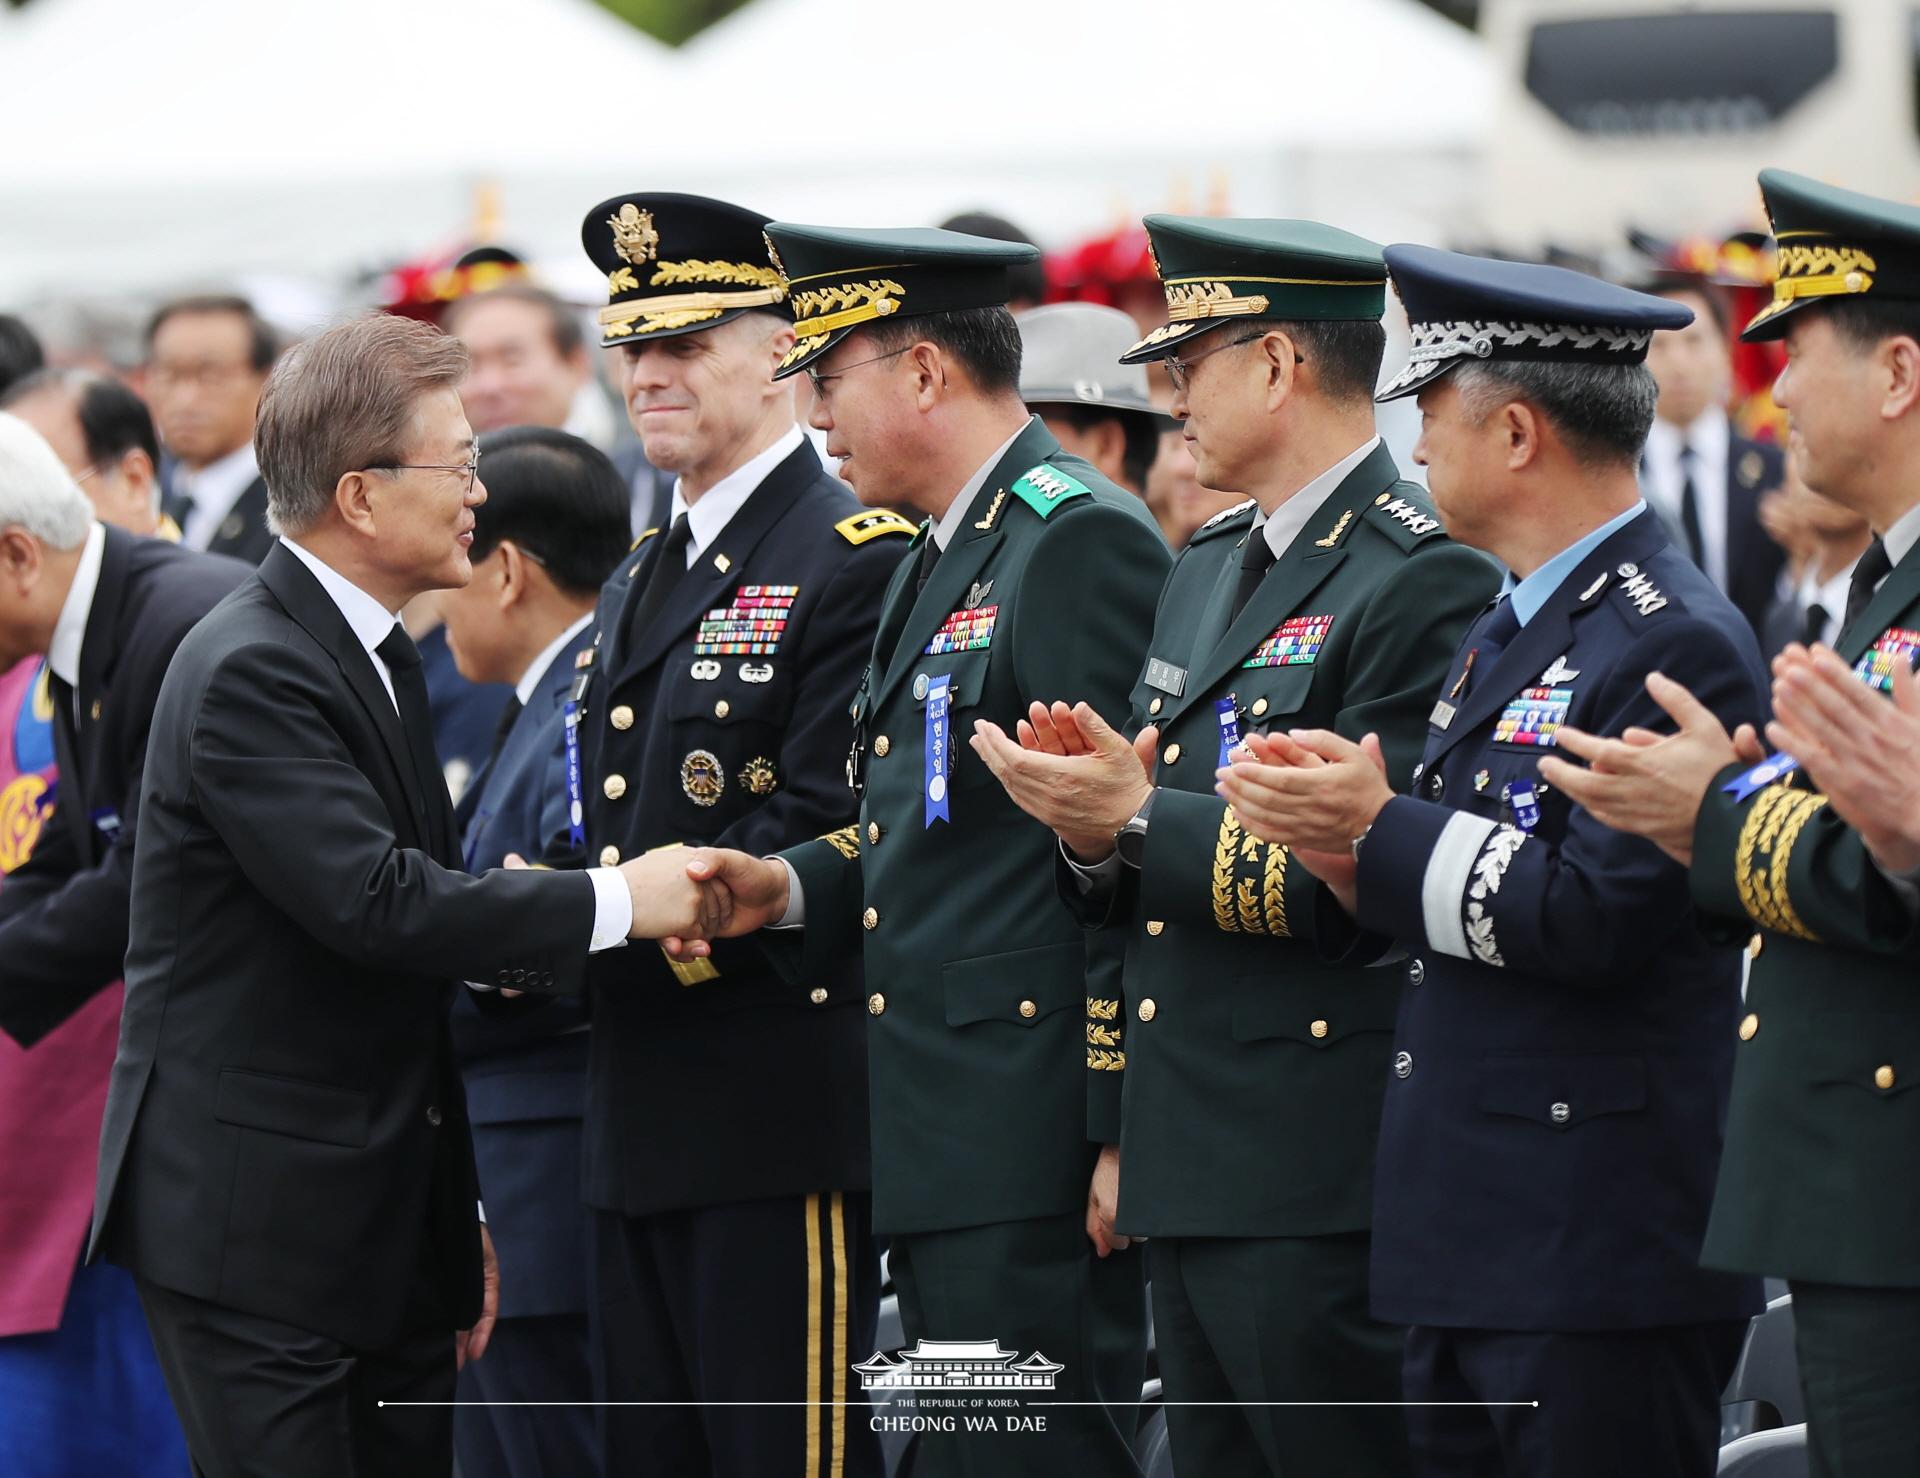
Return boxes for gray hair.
[254,314,468,537]
[1451,360,1659,469]
[0,413,96,550]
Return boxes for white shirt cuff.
[771,856,805,927]
[587,866,633,950]
[1061,837,1124,897]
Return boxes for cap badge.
[607,203,660,267]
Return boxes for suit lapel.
[1164,444,1398,729]
[871,419,1056,710]
[1838,544,1920,663]
[50,526,134,861]
[257,544,427,848]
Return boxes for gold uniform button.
[1163,743,1182,766]
[868,822,882,846]
[873,735,891,757]
[1310,1019,1329,1039]
[867,992,886,1016]
[603,774,628,800]
[1747,934,1764,960]
[714,699,731,719]
[1876,1064,1896,1091]
[599,845,620,866]
[1739,1013,1759,1042]
[1018,999,1037,1019]
[1146,920,1165,937]
[1250,697,1269,719]
[1148,697,1163,716]
[862,907,879,931]
[1137,998,1157,1023]
[810,987,829,1005]
[610,705,635,731]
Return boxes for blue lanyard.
[563,700,586,849]
[925,674,952,828]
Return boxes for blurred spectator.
[145,295,278,562]
[444,285,594,439]
[0,317,45,400]
[2,371,163,536]
[1640,276,1785,634]
[939,211,1047,311]
[1015,302,1165,497]
[1759,450,1874,659]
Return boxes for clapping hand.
[970,701,1156,861]
[1215,729,1392,911]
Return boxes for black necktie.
[625,513,694,650]
[481,695,524,777]
[1229,531,1278,622]
[1463,597,1522,696]
[1800,600,1831,648]
[1677,442,1705,567]
[915,534,942,596]
[375,626,448,851]
[1843,537,1892,634]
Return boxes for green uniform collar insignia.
[1009,463,1091,518]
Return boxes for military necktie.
[625,513,693,649]
[1842,537,1892,635]
[481,695,524,778]
[1800,600,1831,648]
[375,625,449,853]
[1229,529,1278,622]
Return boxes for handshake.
[612,847,799,954]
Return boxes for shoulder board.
[836,510,918,546]
[1362,488,1447,549]
[1188,499,1258,544]
[1607,560,1674,619]
[1009,463,1092,519]
[629,526,660,553]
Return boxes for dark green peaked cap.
[763,223,1040,379]
[1744,169,1920,341]
[1120,216,1386,364]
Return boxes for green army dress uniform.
[1691,168,1920,1477]
[1078,215,1500,1478]
[760,223,1173,1478]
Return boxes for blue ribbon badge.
[562,700,587,850]
[924,673,952,828]
[1723,752,1798,803]
[1504,781,1542,833]
[1215,695,1243,767]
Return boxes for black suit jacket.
[571,439,909,1217]
[164,474,277,565]
[0,526,249,1046]
[1724,434,1786,637]
[92,542,601,1349]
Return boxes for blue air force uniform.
[1345,249,1767,1476]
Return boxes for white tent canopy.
[0,0,1489,300]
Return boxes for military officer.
[971,216,1498,1477]
[681,223,1171,1477]
[1545,171,1920,1477]
[564,193,913,1478]
[1217,245,1769,1476]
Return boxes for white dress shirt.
[1881,499,1920,572]
[669,426,808,566]
[769,420,1031,927]
[177,441,261,552]
[1642,410,1731,592]
[515,614,593,706]
[1789,559,1860,650]
[46,521,106,720]
[279,538,631,950]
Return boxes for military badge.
[925,605,997,655]
[681,749,726,806]
[1854,626,1920,693]
[1615,563,1668,616]
[1738,449,1765,488]
[696,584,797,656]
[607,202,660,266]
[1243,615,1333,669]
[1493,686,1574,747]
[1538,655,1581,685]
[965,580,993,611]
[740,756,778,796]
[691,659,721,680]
[739,662,774,684]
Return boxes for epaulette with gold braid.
[819,825,861,860]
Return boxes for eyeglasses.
[147,361,258,392]
[1163,330,1300,396]
[805,345,914,399]
[370,448,482,493]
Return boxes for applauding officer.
[686,222,1170,1477]
[1219,249,1767,1476]
[90,315,713,1478]
[973,217,1496,1478]
[1546,171,1920,1476]
[570,193,911,1478]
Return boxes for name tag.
[1146,658,1187,696]
[1429,699,1457,730]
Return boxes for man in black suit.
[91,313,722,1478]
[1641,276,1786,634]
[148,294,279,564]
[0,412,248,1047]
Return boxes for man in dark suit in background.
[1641,275,1786,634]
[436,425,631,1478]
[148,294,279,564]
[0,413,248,1048]
[91,313,721,1478]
